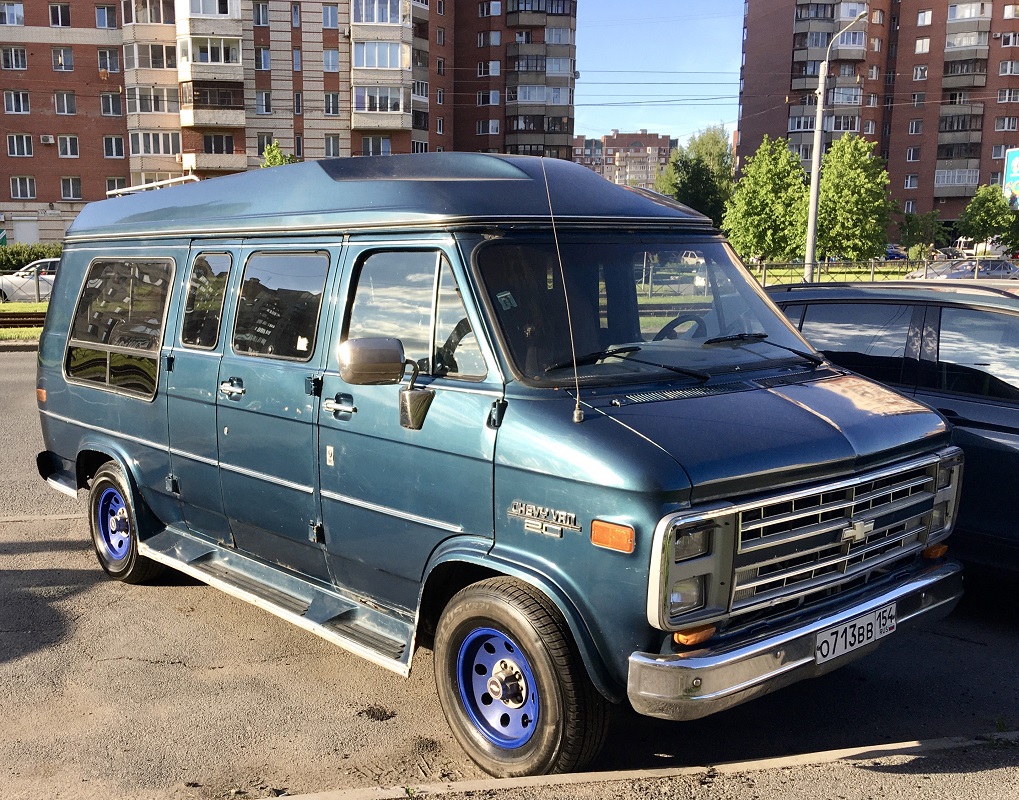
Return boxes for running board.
[139,527,415,675]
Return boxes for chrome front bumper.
[627,561,963,721]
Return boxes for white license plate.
[814,602,897,664]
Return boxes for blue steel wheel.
[434,577,609,778]
[87,462,164,584]
[456,627,540,749]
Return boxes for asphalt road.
[2,349,1018,799]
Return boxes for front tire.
[88,462,164,584]
[434,577,609,777]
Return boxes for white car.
[0,258,60,302]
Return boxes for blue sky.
[573,0,745,145]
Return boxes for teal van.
[37,154,964,776]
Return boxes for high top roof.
[67,153,712,241]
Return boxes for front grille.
[730,460,937,618]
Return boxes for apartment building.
[0,0,576,243]
[737,1,1019,223]
[572,129,676,189]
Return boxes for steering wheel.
[653,313,707,341]
[436,317,473,373]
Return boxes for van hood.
[592,372,949,503]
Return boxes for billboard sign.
[1004,148,1019,209]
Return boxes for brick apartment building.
[0,0,577,244]
[737,0,1019,225]
[572,128,676,189]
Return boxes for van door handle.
[323,395,357,415]
[937,408,963,424]
[219,378,246,398]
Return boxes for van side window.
[232,251,329,361]
[934,307,1019,400]
[347,250,485,378]
[65,258,174,399]
[181,253,231,349]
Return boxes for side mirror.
[338,337,406,385]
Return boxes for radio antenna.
[540,157,584,424]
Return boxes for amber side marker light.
[923,543,949,559]
[36,388,46,404]
[674,624,716,646]
[590,520,635,554]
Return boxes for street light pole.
[803,10,867,282]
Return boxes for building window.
[254,1,268,25]
[476,119,499,135]
[413,140,428,153]
[479,1,502,16]
[996,116,1019,130]
[354,86,403,112]
[993,144,1008,159]
[1000,88,1019,103]
[292,2,300,26]
[125,43,177,69]
[98,49,120,72]
[1007,4,1019,18]
[55,91,76,114]
[915,37,930,54]
[1001,60,1019,75]
[0,2,24,25]
[362,135,391,156]
[294,91,302,115]
[412,80,428,98]
[1004,32,1019,47]
[904,199,916,213]
[61,177,82,200]
[436,116,444,134]
[912,92,925,107]
[437,0,444,13]
[3,89,28,113]
[293,48,301,71]
[52,47,73,71]
[323,3,338,27]
[991,171,1003,184]
[478,31,501,47]
[437,27,445,45]
[49,3,70,26]
[294,134,303,158]
[477,90,500,106]
[546,27,571,44]
[11,176,35,199]
[256,133,273,155]
[436,58,444,75]
[436,88,444,104]
[477,60,501,76]
[190,0,231,12]
[830,114,859,132]
[831,86,861,105]
[908,119,923,134]
[904,174,919,189]
[354,0,403,23]
[186,37,241,64]
[2,46,26,69]
[6,133,31,157]
[325,92,340,115]
[256,90,271,114]
[948,3,990,21]
[126,87,180,113]
[354,42,403,68]
[104,135,125,158]
[96,5,116,27]
[202,133,233,154]
[947,31,988,49]
[58,135,79,158]
[906,146,921,161]
[106,177,127,194]
[255,47,270,70]
[101,92,122,116]
[913,65,927,80]
[324,134,341,157]
[121,0,176,24]
[129,130,181,155]
[935,168,980,186]
[917,9,931,26]
[324,49,339,72]
[863,119,876,134]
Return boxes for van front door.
[318,245,499,611]
[215,247,333,582]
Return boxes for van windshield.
[474,234,814,386]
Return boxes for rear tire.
[434,577,609,777]
[88,462,165,584]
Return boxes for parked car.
[885,244,907,260]
[768,280,1019,573]
[935,247,966,260]
[0,257,60,302]
[905,258,1019,280]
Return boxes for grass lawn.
[0,301,46,342]
[0,301,47,313]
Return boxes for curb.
[283,731,1019,800]
[0,340,38,352]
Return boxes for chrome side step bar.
[139,527,415,675]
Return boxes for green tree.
[815,135,894,261]
[721,135,808,262]
[259,140,299,168]
[656,125,733,227]
[957,184,1014,249]
[898,209,948,257]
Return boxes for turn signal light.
[36,388,46,404]
[591,520,635,553]
[923,543,949,559]
[673,624,716,646]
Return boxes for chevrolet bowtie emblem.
[842,519,875,544]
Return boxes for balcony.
[942,73,987,89]
[507,11,547,27]
[351,110,412,130]
[180,151,247,173]
[179,107,245,127]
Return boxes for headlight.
[671,521,712,562]
[669,576,705,617]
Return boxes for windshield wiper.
[702,332,824,366]
[545,346,711,381]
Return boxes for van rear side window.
[181,253,231,349]
[65,258,174,399]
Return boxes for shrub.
[0,242,63,273]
